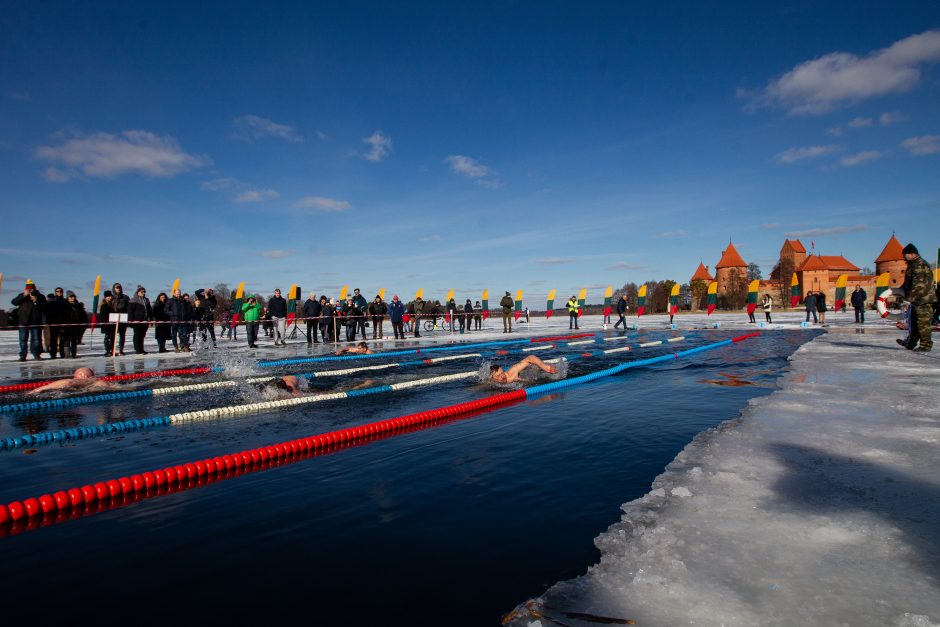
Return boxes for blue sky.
[1,1,938,304]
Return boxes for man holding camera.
[242,295,262,348]
[11,279,47,361]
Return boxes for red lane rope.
[0,367,216,394]
[0,389,527,533]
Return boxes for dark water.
[0,331,812,624]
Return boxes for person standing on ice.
[804,291,818,324]
[761,293,773,324]
[412,296,426,338]
[566,295,579,330]
[302,292,321,344]
[464,299,474,332]
[614,294,628,329]
[352,288,369,339]
[500,291,514,333]
[851,285,867,324]
[901,243,935,352]
[128,286,153,355]
[268,288,288,346]
[816,290,827,324]
[241,295,261,348]
[474,301,483,330]
[388,295,406,339]
[369,294,387,339]
[110,283,130,355]
[11,280,46,361]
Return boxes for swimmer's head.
[489,365,501,374]
[358,342,368,350]
[74,367,95,379]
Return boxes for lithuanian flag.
[90,274,102,329]
[669,283,680,315]
[603,285,613,317]
[513,289,523,321]
[706,281,717,315]
[231,281,245,327]
[790,273,800,307]
[481,289,489,320]
[875,272,890,300]
[746,280,759,315]
[834,274,848,312]
[287,284,300,324]
[577,287,587,317]
[637,285,647,317]
[546,289,556,318]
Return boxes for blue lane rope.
[255,338,535,367]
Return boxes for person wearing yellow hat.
[11,280,47,361]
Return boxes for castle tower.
[690,262,714,284]
[875,235,906,287]
[715,242,747,297]
[780,239,807,273]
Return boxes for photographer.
[241,295,261,348]
[11,279,46,361]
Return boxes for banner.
[637,285,647,317]
[340,285,349,301]
[669,283,680,315]
[231,281,245,328]
[171,278,180,295]
[706,281,717,315]
[834,274,848,312]
[90,274,102,329]
[577,287,587,317]
[603,285,613,317]
[378,287,386,301]
[746,279,759,315]
[790,273,800,308]
[287,284,300,324]
[481,289,489,320]
[513,289,523,321]
[445,289,454,303]
[875,272,890,300]
[546,288,556,318]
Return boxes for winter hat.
[104,290,113,298]
[137,285,145,292]
[902,243,919,255]
[66,290,76,297]
[25,279,35,287]
[505,291,510,296]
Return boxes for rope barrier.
[0,332,759,532]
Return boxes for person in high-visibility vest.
[566,296,579,330]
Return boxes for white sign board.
[108,313,129,323]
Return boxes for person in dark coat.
[352,288,369,339]
[850,285,867,324]
[128,285,153,355]
[343,297,361,342]
[464,299,474,333]
[446,298,459,332]
[152,292,172,352]
[267,289,288,345]
[60,291,88,358]
[98,291,116,355]
[195,288,218,345]
[11,280,46,361]
[110,283,130,355]
[816,290,827,324]
[412,297,425,338]
[804,291,818,323]
[302,293,322,344]
[614,295,628,329]
[164,289,190,352]
[388,295,406,339]
[319,297,334,343]
[45,287,66,358]
[194,297,215,346]
[474,301,482,330]
[181,293,196,348]
[368,295,388,339]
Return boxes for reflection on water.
[0,331,817,626]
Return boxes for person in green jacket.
[499,291,514,333]
[242,296,262,348]
[902,243,936,352]
[566,296,579,330]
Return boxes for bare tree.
[690,278,708,310]
[747,262,762,281]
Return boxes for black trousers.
[49,326,65,357]
[392,321,404,339]
[371,316,383,338]
[764,311,772,323]
[246,322,259,346]
[569,313,578,329]
[854,307,865,323]
[614,313,626,328]
[306,320,319,343]
[116,323,127,352]
[132,324,148,353]
[805,309,818,323]
[346,320,358,341]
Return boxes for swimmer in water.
[257,375,302,396]
[27,368,119,395]
[335,341,373,355]
[488,355,557,384]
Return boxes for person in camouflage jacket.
[902,243,936,352]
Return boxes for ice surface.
[507,328,940,626]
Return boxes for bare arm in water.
[490,355,557,384]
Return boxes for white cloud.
[42,167,71,183]
[291,196,351,212]
[419,234,442,242]
[761,223,781,230]
[259,249,294,259]
[35,130,208,180]
[774,145,838,164]
[607,261,646,270]
[879,110,907,126]
[362,130,392,162]
[840,150,881,166]
[900,135,940,156]
[235,189,279,203]
[656,228,689,238]
[231,114,301,142]
[201,177,239,191]
[742,29,940,115]
[536,257,577,265]
[825,126,844,137]
[847,116,873,128]
[444,154,501,188]
[785,224,868,238]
